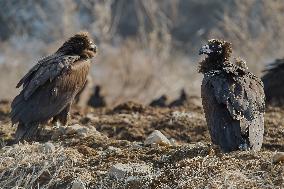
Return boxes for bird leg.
[52,104,71,126]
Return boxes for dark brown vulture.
[10,32,97,142]
[262,58,284,106]
[198,39,265,152]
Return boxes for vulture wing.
[204,69,265,122]
[16,54,80,100]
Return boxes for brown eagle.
[10,32,97,142]
[199,39,265,152]
[262,58,284,106]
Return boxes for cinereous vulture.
[198,39,265,152]
[262,58,284,106]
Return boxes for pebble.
[108,163,152,180]
[107,146,122,153]
[144,130,171,146]
[71,179,86,189]
[40,142,55,153]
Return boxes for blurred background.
[0,0,283,105]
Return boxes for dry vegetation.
[0,101,284,188]
[1,0,284,188]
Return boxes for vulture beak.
[199,45,212,55]
[90,44,97,53]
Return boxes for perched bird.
[87,85,106,108]
[262,58,284,106]
[199,39,265,152]
[10,32,97,142]
[169,89,188,107]
[149,95,168,107]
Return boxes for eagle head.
[57,32,97,58]
[199,39,232,61]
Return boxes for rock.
[272,152,284,163]
[131,142,143,149]
[52,124,99,139]
[71,179,86,189]
[107,146,122,154]
[109,163,132,179]
[51,126,66,139]
[108,163,152,180]
[144,130,171,146]
[169,138,177,146]
[66,124,87,135]
[65,124,97,138]
[40,142,55,153]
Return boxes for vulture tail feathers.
[14,122,39,143]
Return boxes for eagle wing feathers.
[16,55,80,100]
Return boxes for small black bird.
[88,85,106,108]
[149,95,168,107]
[169,89,188,107]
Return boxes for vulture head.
[199,39,232,61]
[57,32,97,58]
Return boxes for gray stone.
[71,179,86,189]
[65,124,97,137]
[144,130,171,146]
[41,142,55,153]
[108,163,152,180]
[169,138,177,146]
[66,124,87,135]
[107,146,122,154]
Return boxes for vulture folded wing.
[208,72,265,122]
[20,55,80,100]
[16,54,60,88]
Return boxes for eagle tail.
[10,92,25,124]
[14,122,40,143]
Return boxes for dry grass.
[0,142,93,189]
[1,141,283,188]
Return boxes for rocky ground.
[0,98,284,189]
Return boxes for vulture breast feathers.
[199,39,265,152]
[10,32,97,142]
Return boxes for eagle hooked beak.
[90,44,97,53]
[199,45,212,55]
